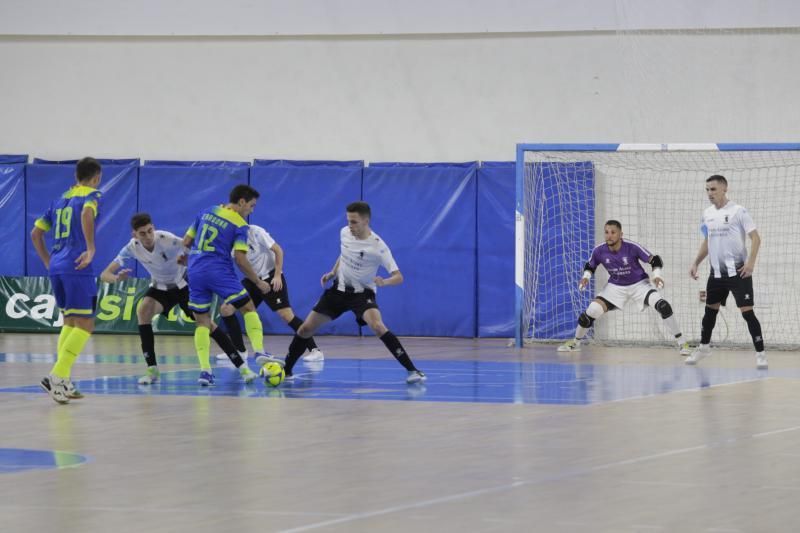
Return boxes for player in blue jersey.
[30,157,102,404]
[558,220,690,354]
[100,212,250,385]
[182,184,282,385]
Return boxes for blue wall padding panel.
[25,160,139,277]
[137,161,251,279]
[363,162,477,337]
[476,162,515,337]
[249,160,364,337]
[529,161,595,339]
[0,162,27,275]
[0,155,28,164]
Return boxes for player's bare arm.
[74,205,96,270]
[648,254,665,288]
[375,269,403,287]
[321,258,340,286]
[30,226,50,270]
[739,229,761,278]
[178,235,194,265]
[689,239,709,280]
[578,261,595,290]
[270,243,284,291]
[100,260,131,283]
[234,250,269,293]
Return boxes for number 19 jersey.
[34,185,101,276]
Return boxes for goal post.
[515,143,800,349]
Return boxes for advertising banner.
[0,276,211,334]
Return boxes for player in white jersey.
[215,224,323,362]
[100,213,257,385]
[259,201,426,384]
[687,175,766,369]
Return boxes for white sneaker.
[63,379,84,399]
[557,339,580,352]
[216,350,248,361]
[678,341,692,356]
[41,374,70,404]
[756,352,768,370]
[686,344,711,365]
[303,348,324,362]
[255,353,284,368]
[406,370,427,384]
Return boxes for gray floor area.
[1,332,799,533]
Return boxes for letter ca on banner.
[2,276,199,332]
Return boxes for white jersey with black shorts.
[234,225,291,310]
[313,227,399,324]
[701,201,756,278]
[114,230,191,316]
[700,201,757,306]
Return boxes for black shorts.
[242,271,291,311]
[706,274,755,307]
[312,287,379,326]
[144,286,194,318]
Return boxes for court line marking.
[275,443,709,532]
[752,425,800,438]
[277,420,800,533]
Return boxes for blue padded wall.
[0,157,27,276]
[137,161,251,279]
[363,162,477,337]
[476,162,515,337]
[25,159,139,277]
[249,160,364,337]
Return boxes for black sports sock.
[700,307,719,345]
[138,324,157,367]
[211,327,244,367]
[742,310,765,352]
[288,316,318,351]
[284,335,309,375]
[222,314,247,353]
[379,331,417,372]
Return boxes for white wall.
[0,7,798,161]
[2,0,799,35]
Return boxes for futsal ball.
[260,362,285,387]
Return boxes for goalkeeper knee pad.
[654,299,673,319]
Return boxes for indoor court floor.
[1,332,799,532]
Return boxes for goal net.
[515,143,800,350]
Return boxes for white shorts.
[597,279,659,311]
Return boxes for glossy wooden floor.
[1,332,799,533]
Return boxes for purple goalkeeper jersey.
[587,239,652,286]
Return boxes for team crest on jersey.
[622,257,628,265]
[724,215,729,223]
[605,258,610,263]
